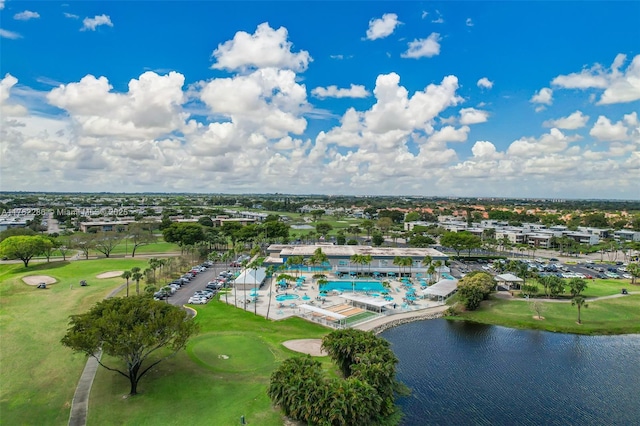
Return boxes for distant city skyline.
[1,1,639,199]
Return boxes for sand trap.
[22,275,57,286]
[96,271,124,279]
[282,339,327,357]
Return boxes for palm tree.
[148,258,160,284]
[572,296,588,324]
[249,259,262,315]
[131,267,143,295]
[350,254,362,276]
[241,259,249,310]
[427,264,436,284]
[121,270,132,297]
[433,260,443,281]
[392,256,403,277]
[265,265,278,320]
[403,257,414,278]
[363,254,373,276]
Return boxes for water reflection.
[381,319,640,426]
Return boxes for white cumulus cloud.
[64,12,79,19]
[466,18,474,27]
[543,111,589,129]
[312,84,369,99]
[1,74,28,116]
[81,14,113,31]
[477,77,493,89]
[459,108,489,125]
[47,71,188,139]
[14,10,40,21]
[365,13,401,40]
[212,22,311,72]
[401,33,441,59]
[552,54,640,104]
[589,115,629,142]
[530,87,553,109]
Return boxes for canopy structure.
[234,267,267,290]
[340,293,393,313]
[494,273,524,290]
[298,304,348,328]
[298,304,347,320]
[420,279,458,302]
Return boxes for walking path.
[68,283,125,426]
[494,290,640,303]
[355,305,450,332]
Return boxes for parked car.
[188,297,207,305]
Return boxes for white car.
[188,297,207,305]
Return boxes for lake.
[381,319,640,425]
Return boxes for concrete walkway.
[355,305,449,332]
[68,283,125,426]
[494,290,640,303]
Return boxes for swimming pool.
[320,280,385,292]
[276,294,300,302]
[441,273,455,280]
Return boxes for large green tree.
[94,231,123,258]
[440,231,481,257]
[0,235,53,267]
[162,223,205,249]
[127,222,157,257]
[61,296,198,395]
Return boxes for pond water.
[381,319,640,425]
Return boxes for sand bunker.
[22,275,57,286]
[282,339,327,357]
[96,271,124,279]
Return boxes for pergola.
[339,293,393,313]
[420,279,458,302]
[494,273,524,290]
[298,304,347,328]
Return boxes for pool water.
[275,294,300,302]
[441,273,455,280]
[321,280,385,292]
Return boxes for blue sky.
[1,1,639,199]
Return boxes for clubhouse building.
[265,244,448,279]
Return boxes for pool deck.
[220,276,448,327]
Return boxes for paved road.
[67,262,229,426]
[165,263,228,307]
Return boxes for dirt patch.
[96,271,124,279]
[22,275,57,286]
[282,339,327,357]
[533,316,545,320]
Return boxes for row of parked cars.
[187,269,235,305]
[154,261,214,301]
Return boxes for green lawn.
[454,293,640,335]
[0,259,149,425]
[524,278,634,298]
[91,240,181,256]
[88,298,332,425]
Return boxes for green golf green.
[189,333,275,373]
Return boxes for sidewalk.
[355,305,449,332]
[68,283,125,426]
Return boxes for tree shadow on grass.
[27,261,71,271]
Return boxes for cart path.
[68,284,124,426]
[494,290,640,303]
